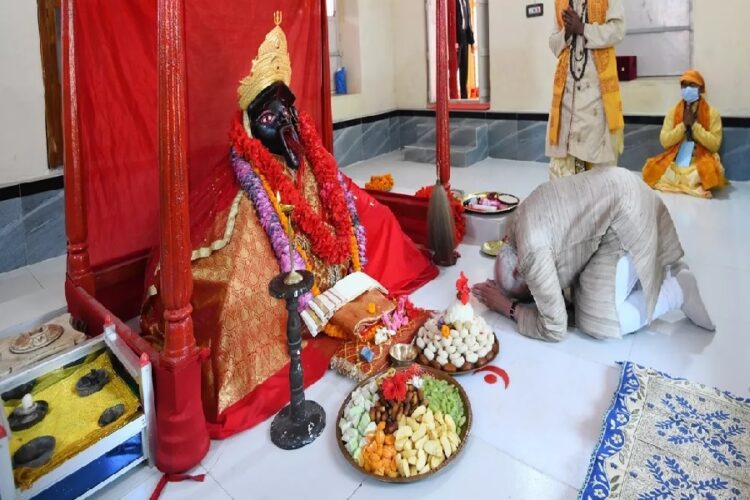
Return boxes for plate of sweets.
[415,273,499,375]
[336,364,471,482]
[462,191,519,214]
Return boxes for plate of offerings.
[462,192,519,214]
[336,364,472,482]
[414,273,499,375]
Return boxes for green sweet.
[422,377,466,434]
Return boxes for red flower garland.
[231,112,354,265]
[414,185,466,244]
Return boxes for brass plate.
[462,192,520,215]
[336,366,472,483]
[416,332,500,376]
[481,239,504,257]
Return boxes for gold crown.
[238,11,292,111]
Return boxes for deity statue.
[141,13,437,431]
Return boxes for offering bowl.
[389,343,417,367]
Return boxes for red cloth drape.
[74,0,330,269]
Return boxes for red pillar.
[154,0,210,473]
[436,0,451,187]
[61,0,94,296]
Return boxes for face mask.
[682,86,700,104]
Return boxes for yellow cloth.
[5,351,140,490]
[645,100,727,198]
[549,0,624,147]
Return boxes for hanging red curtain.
[73,0,331,271]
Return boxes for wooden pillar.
[154,0,209,473]
[61,0,94,295]
[436,0,451,187]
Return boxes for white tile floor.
[1,155,749,499]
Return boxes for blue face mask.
[682,86,700,104]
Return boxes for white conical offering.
[21,393,35,411]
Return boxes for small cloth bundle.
[301,272,389,338]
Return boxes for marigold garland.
[231,111,359,265]
[365,173,394,192]
[414,185,466,243]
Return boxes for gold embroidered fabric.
[5,351,140,490]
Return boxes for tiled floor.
[1,155,748,499]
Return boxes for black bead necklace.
[569,0,589,82]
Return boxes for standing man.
[547,0,626,178]
[456,0,475,99]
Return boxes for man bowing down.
[472,168,714,342]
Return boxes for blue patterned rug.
[580,362,750,500]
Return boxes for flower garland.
[364,173,394,192]
[414,185,466,244]
[231,152,316,310]
[338,172,367,270]
[231,111,360,266]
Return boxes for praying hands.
[563,7,585,38]
[472,280,515,320]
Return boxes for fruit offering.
[337,366,471,481]
[415,272,498,373]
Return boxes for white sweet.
[424,349,435,361]
[440,338,451,349]
[444,301,474,325]
[453,355,466,368]
[466,352,479,363]
[478,347,490,358]
[437,348,447,359]
[451,335,462,347]
[436,355,448,366]
[416,337,426,349]
[426,343,437,354]
[457,344,468,354]
[447,345,457,355]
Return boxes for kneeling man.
[473,167,714,342]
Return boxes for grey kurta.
[503,168,684,341]
[545,0,625,165]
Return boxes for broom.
[427,180,457,266]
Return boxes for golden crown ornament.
[237,11,292,111]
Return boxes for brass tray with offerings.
[462,192,519,214]
[336,365,471,483]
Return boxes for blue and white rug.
[581,362,750,500]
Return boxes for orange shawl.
[642,99,725,190]
[549,0,624,146]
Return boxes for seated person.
[472,167,714,342]
[141,15,437,431]
[643,70,728,198]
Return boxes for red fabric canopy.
[74,0,330,269]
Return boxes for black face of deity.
[247,83,303,169]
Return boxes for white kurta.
[545,0,625,165]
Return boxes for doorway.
[426,0,489,108]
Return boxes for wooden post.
[61,0,94,295]
[154,0,209,473]
[436,0,451,187]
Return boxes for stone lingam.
[13,436,56,469]
[8,394,49,432]
[75,369,110,397]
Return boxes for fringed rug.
[580,362,750,500]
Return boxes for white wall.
[331,0,398,122]
[0,0,50,186]
[393,0,750,117]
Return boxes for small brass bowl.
[389,343,417,367]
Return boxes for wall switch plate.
[526,3,544,18]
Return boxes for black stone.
[270,400,326,450]
[13,436,55,469]
[98,403,125,427]
[75,369,110,397]
[1,380,37,401]
[9,400,49,431]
